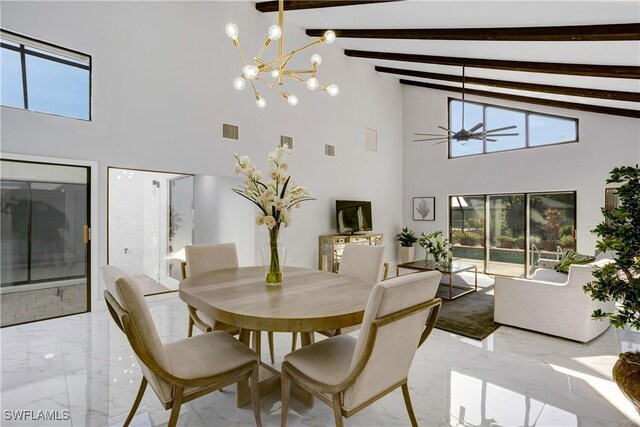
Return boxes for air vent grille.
[222,123,239,140]
[280,135,293,149]
[365,128,378,152]
[325,144,335,157]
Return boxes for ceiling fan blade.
[469,122,484,133]
[437,126,454,133]
[485,133,519,137]
[485,125,517,133]
[485,138,497,142]
[433,140,448,145]
[414,137,450,142]
[414,133,448,137]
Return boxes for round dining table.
[179,266,375,407]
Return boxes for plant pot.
[612,351,640,413]
[399,246,415,264]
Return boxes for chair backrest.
[104,276,173,404]
[338,244,386,284]
[101,265,129,306]
[184,243,239,277]
[342,271,442,412]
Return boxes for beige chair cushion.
[338,244,386,284]
[184,243,239,277]
[343,271,441,411]
[115,276,174,403]
[164,331,257,380]
[284,335,356,386]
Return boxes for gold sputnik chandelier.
[225,0,339,108]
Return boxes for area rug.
[435,286,499,341]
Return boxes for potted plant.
[418,231,452,268]
[584,165,640,412]
[396,227,418,264]
[542,208,561,251]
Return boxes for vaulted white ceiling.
[256,0,640,116]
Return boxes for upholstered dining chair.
[183,243,276,364]
[281,270,442,427]
[104,275,262,427]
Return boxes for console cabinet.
[319,233,384,273]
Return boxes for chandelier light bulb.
[225,23,239,40]
[310,54,322,66]
[326,84,339,97]
[271,69,280,79]
[242,65,259,80]
[256,96,266,109]
[324,30,336,44]
[268,25,282,41]
[233,77,246,91]
[306,77,319,91]
[287,94,299,106]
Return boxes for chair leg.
[168,386,184,427]
[331,393,345,427]
[123,377,147,427]
[281,370,291,427]
[187,316,194,338]
[401,382,418,427]
[291,332,297,352]
[268,332,275,364]
[250,365,262,427]
[252,331,262,361]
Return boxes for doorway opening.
[108,168,193,291]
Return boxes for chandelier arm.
[248,80,260,98]
[278,0,284,84]
[256,41,271,61]
[283,69,316,74]
[234,41,249,67]
[286,73,305,83]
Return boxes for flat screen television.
[336,200,373,234]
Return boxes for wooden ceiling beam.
[256,0,402,13]
[307,23,640,41]
[345,50,640,79]
[376,66,640,102]
[400,79,640,119]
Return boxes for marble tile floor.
[1,289,639,427]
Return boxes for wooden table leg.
[237,329,252,407]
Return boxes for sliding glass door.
[1,160,90,326]
[450,191,576,277]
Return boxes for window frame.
[1,28,92,121]
[447,98,579,159]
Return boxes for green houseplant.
[396,227,418,264]
[584,165,640,412]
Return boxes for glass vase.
[424,252,438,269]
[261,228,287,286]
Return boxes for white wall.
[193,174,256,266]
[402,85,640,254]
[0,1,404,306]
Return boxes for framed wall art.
[413,197,435,221]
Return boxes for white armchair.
[494,262,615,343]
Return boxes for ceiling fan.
[413,66,519,145]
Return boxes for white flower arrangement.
[232,144,315,231]
[418,231,452,263]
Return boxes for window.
[448,99,578,158]
[1,29,91,120]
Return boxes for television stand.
[319,233,383,273]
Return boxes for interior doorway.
[1,159,90,326]
[107,168,193,291]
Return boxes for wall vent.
[280,135,293,149]
[365,127,378,152]
[222,123,239,140]
[325,144,336,157]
